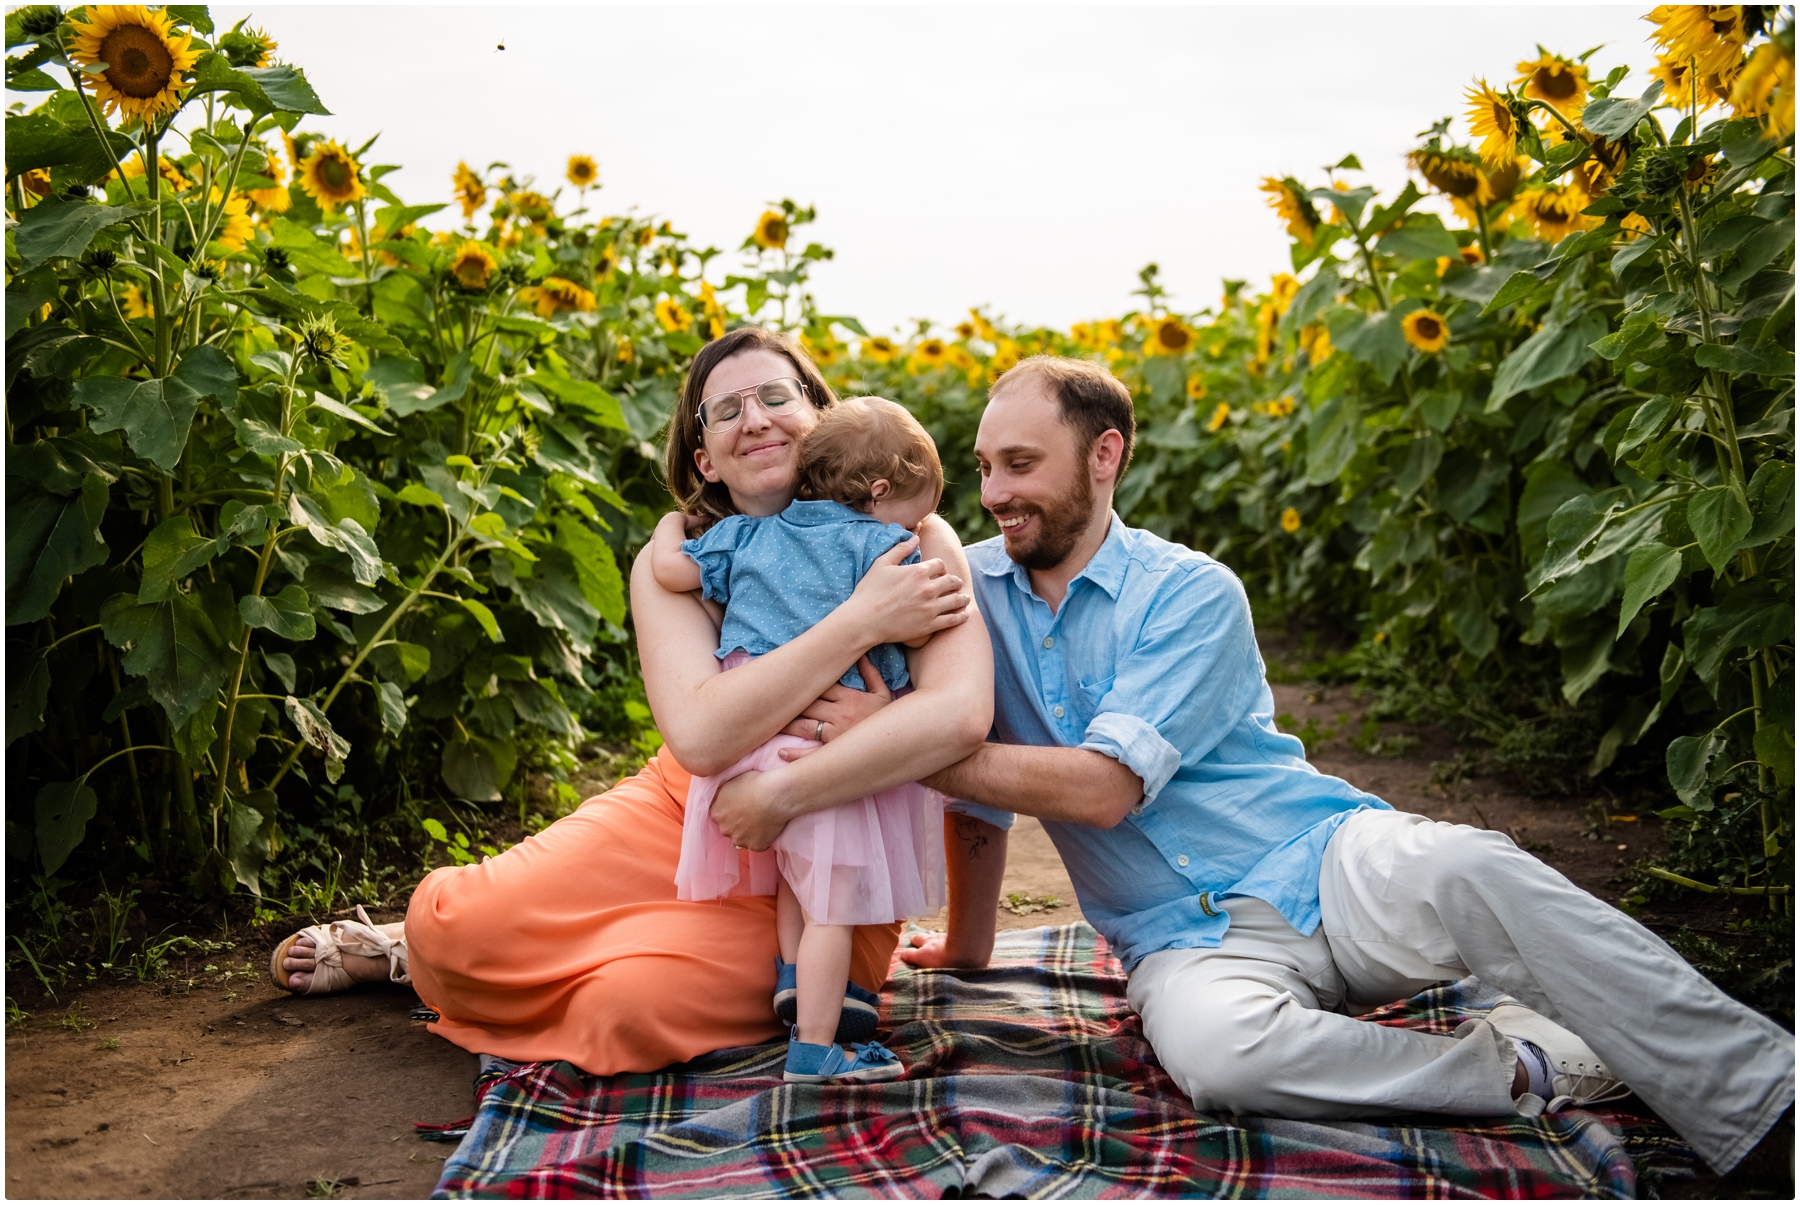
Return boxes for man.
[905,354,1792,1178]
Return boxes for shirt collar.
[780,499,881,526]
[980,512,1130,602]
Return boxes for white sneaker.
[1483,1000,1631,1109]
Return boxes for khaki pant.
[1126,809,1794,1173]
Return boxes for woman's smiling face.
[692,348,821,517]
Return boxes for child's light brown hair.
[798,396,944,510]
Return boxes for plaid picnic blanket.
[432,923,1698,1199]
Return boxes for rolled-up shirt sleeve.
[943,799,1016,830]
[1078,563,1262,806]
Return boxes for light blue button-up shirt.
[956,515,1388,970]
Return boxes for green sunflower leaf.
[238,584,317,641]
[12,197,153,271]
[35,774,98,875]
[99,590,229,728]
[5,470,109,625]
[1617,542,1683,637]
[78,345,238,472]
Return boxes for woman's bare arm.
[705,516,995,849]
[633,520,973,777]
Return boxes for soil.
[3,673,1774,1199]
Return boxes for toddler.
[650,396,948,1084]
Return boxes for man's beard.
[994,471,1096,572]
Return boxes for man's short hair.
[991,355,1135,482]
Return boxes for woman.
[269,327,1000,1074]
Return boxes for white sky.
[180,6,1661,331]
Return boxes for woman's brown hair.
[663,326,838,530]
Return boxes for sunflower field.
[3,4,1794,977]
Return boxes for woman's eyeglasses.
[697,377,808,433]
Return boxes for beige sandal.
[269,904,409,995]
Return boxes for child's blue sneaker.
[772,958,881,1044]
[783,1033,905,1084]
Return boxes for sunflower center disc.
[101,25,174,98]
[322,159,349,189]
[1535,69,1578,100]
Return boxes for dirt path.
[2,678,1721,1199]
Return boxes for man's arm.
[899,812,1008,968]
[923,743,1143,829]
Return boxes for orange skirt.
[406,749,902,1074]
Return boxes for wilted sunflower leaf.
[1666,727,1726,808]
[226,793,278,896]
[287,493,385,584]
[284,695,350,783]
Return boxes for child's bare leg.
[776,879,803,967]
[794,912,855,1047]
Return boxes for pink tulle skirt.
[672,660,946,926]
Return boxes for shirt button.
[1052,705,1065,719]
[1131,805,1145,817]
[1042,636,1054,649]
[1176,854,1190,867]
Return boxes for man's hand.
[896,930,990,969]
[776,654,892,757]
[707,770,790,851]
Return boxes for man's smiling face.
[974,381,1097,571]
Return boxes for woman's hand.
[776,654,892,757]
[707,770,789,851]
[847,536,971,648]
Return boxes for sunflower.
[220,22,277,67]
[1259,177,1320,247]
[1649,50,1736,111]
[115,154,192,194]
[241,141,290,213]
[1621,212,1657,241]
[1410,148,1492,205]
[1466,81,1522,167]
[121,284,153,319]
[956,320,978,341]
[449,241,497,291]
[566,154,599,188]
[299,141,365,212]
[1269,273,1300,315]
[210,189,254,251]
[909,338,949,373]
[20,169,52,199]
[1186,374,1209,402]
[1143,315,1195,356]
[1483,156,1527,206]
[518,276,596,317]
[1300,324,1332,365]
[988,340,1022,380]
[654,296,693,333]
[616,336,634,364]
[453,162,487,221]
[801,332,841,365]
[1647,5,1751,84]
[752,210,789,251]
[861,336,898,364]
[1205,402,1231,433]
[510,190,552,228]
[1254,304,1278,367]
[1513,184,1595,241]
[1401,309,1450,354]
[1515,50,1589,118]
[1280,507,1302,534]
[946,345,977,372]
[1732,39,1795,139]
[69,5,201,120]
[969,310,999,342]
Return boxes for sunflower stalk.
[207,347,307,844]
